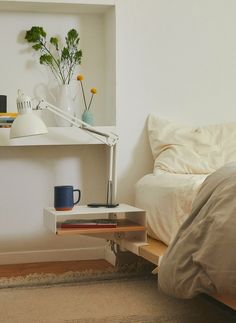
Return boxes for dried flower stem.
[88,93,94,110]
[79,80,88,110]
[77,75,97,111]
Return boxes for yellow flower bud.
[91,88,97,94]
[77,75,84,81]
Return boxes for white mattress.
[135,171,207,245]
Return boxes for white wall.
[116,0,236,204]
[0,144,108,263]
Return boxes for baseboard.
[0,246,107,265]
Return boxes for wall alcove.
[0,0,117,264]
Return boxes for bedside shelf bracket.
[114,232,125,240]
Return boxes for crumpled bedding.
[158,162,236,298]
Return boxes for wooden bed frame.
[139,237,236,311]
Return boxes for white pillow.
[148,115,236,174]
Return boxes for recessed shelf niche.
[0,0,116,126]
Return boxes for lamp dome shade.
[10,113,48,139]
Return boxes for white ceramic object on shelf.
[54,84,75,127]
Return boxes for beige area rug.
[0,276,235,323]
[0,259,153,289]
[0,268,117,289]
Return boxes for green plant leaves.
[74,50,82,64]
[24,26,82,84]
[32,44,42,51]
[66,29,79,45]
[25,26,46,43]
[50,37,59,50]
[40,54,53,65]
[61,47,70,60]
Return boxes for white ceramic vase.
[55,84,75,127]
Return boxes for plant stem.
[80,80,88,110]
[87,93,94,110]
[66,54,74,84]
[48,65,62,84]
[67,60,77,84]
[41,41,66,84]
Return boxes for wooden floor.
[0,259,114,278]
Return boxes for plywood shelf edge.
[57,219,145,236]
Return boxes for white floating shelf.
[0,126,116,146]
[45,204,145,217]
[44,203,147,256]
[0,0,115,14]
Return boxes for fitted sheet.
[135,171,207,245]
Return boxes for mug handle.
[73,189,81,205]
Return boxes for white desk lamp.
[10,90,119,208]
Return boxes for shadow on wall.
[117,118,153,205]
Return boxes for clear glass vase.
[55,84,75,127]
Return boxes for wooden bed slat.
[139,236,167,265]
[211,294,236,310]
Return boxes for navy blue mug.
[54,185,81,211]
[0,95,7,113]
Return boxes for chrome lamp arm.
[37,99,119,147]
[10,90,119,207]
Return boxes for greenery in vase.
[25,26,82,85]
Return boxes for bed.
[135,114,236,309]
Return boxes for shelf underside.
[0,1,115,14]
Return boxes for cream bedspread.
[135,171,207,245]
[158,162,236,298]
